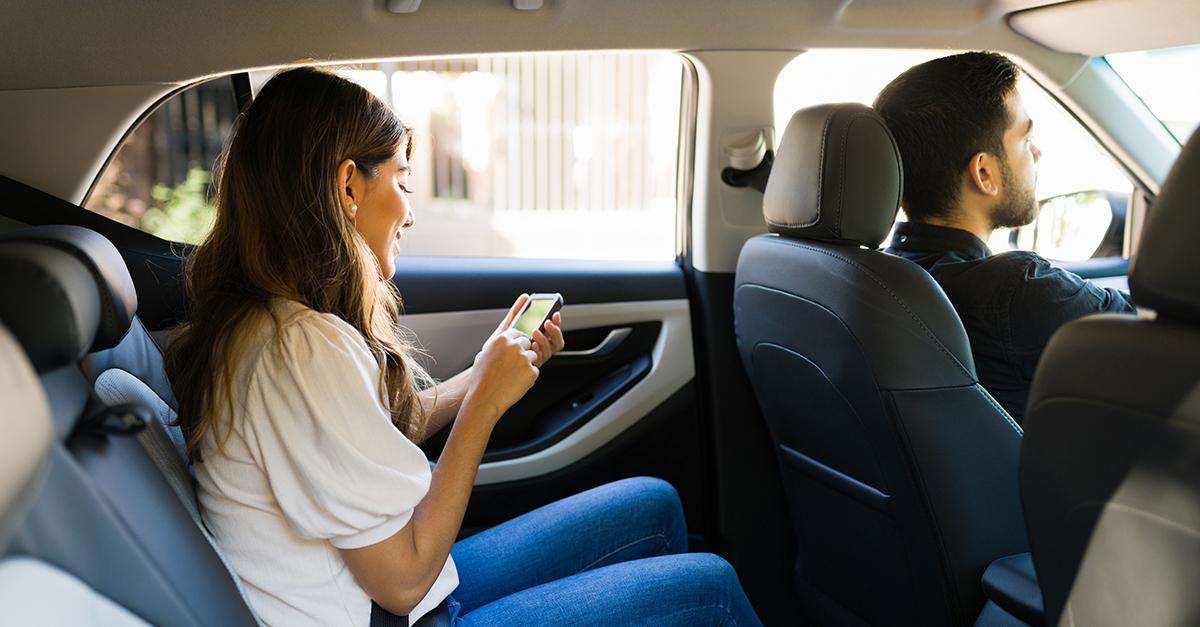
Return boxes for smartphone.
[512,293,564,337]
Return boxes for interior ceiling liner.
[1009,0,1200,56]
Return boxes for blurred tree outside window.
[86,77,233,244]
[143,166,216,244]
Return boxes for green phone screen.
[514,299,555,335]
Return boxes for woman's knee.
[619,476,680,508]
[616,477,686,548]
[654,553,757,623]
[679,553,740,589]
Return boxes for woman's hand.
[466,328,539,422]
[483,294,565,368]
[531,312,564,368]
[465,297,541,422]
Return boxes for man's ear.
[966,152,1002,198]
[336,158,359,220]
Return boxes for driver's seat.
[733,103,1027,626]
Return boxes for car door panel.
[391,263,704,535]
[420,321,659,463]
[400,298,695,485]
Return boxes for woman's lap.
[447,477,760,626]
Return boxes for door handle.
[558,327,632,359]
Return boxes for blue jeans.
[447,477,762,626]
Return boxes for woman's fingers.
[507,328,532,346]
[494,294,530,334]
[546,316,565,352]
[531,329,552,366]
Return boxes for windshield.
[1106,44,1200,143]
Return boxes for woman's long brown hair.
[166,66,431,459]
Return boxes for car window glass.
[774,49,1133,261]
[1106,44,1200,144]
[89,53,685,262]
[85,77,233,244]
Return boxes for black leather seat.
[733,103,1027,626]
[1020,125,1200,627]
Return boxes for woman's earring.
[350,204,358,217]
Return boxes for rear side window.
[86,78,234,244]
[87,52,687,260]
[774,49,1134,261]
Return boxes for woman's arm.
[340,303,541,616]
[416,368,473,443]
[341,394,500,615]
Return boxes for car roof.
[0,0,1106,90]
[1,0,1193,205]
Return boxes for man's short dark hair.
[873,51,1020,222]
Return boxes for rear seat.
[0,224,437,627]
[0,320,150,626]
[0,231,259,626]
[2,226,196,519]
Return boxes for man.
[874,51,1135,424]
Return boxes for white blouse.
[195,300,457,626]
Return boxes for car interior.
[0,1,1198,625]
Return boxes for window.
[89,53,686,261]
[86,77,234,244]
[774,50,1133,261]
[1106,44,1200,144]
[346,54,684,261]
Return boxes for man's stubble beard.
[990,157,1039,230]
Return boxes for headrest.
[0,242,101,371]
[764,103,903,247]
[0,226,137,350]
[1129,132,1200,322]
[0,323,54,550]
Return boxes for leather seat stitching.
[975,386,1023,435]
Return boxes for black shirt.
[885,221,1136,424]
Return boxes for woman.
[166,66,760,626]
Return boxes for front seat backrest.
[1021,127,1200,627]
[734,103,1027,626]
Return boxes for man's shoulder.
[987,250,1097,290]
[966,249,1080,287]
[982,249,1047,272]
[919,248,1042,284]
